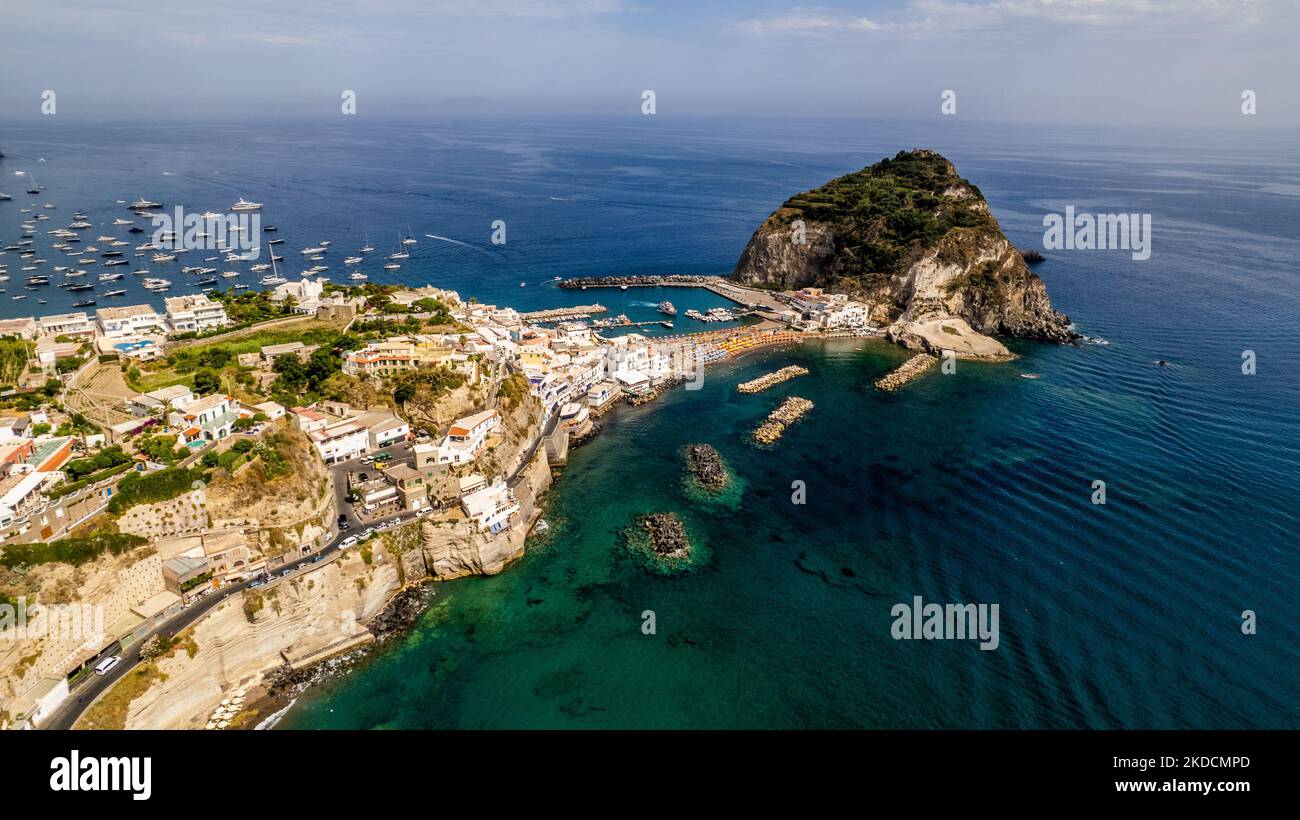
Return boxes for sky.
[0,0,1297,127]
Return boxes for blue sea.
[2,117,1296,728]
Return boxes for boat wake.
[423,233,494,257]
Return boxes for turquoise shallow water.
[4,117,1295,728]
[280,334,1298,729]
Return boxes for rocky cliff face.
[732,149,1075,355]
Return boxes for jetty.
[737,364,809,394]
[874,354,938,391]
[520,303,607,322]
[753,396,814,444]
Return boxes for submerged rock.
[640,512,691,559]
[686,444,728,491]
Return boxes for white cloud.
[737,8,884,35]
[738,0,1275,36]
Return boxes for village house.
[96,304,169,339]
[460,480,520,534]
[433,409,500,465]
[0,316,39,340]
[38,312,97,340]
[126,384,196,417]
[168,394,239,442]
[164,293,230,334]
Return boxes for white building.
[96,304,169,339]
[434,409,500,465]
[164,294,230,334]
[38,312,96,339]
[307,419,370,464]
[460,481,520,534]
[126,384,196,417]
[169,394,239,442]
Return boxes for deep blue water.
[3,118,1296,727]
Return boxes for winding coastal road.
[41,442,419,731]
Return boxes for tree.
[193,368,221,396]
[393,382,416,405]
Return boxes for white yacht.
[113,218,133,226]
[300,246,328,256]
[130,198,162,210]
[343,256,363,265]
[231,198,262,212]
[350,271,368,280]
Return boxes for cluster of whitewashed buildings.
[776,287,873,332]
[0,296,232,371]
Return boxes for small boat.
[343,256,362,265]
[658,301,676,316]
[72,299,96,307]
[300,246,328,255]
[350,271,368,280]
[383,263,400,270]
[104,289,126,297]
[113,218,133,226]
[231,198,262,212]
[263,225,278,232]
[129,198,162,210]
[67,283,94,292]
[128,227,144,233]
[0,193,12,201]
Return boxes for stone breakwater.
[686,444,727,491]
[641,512,691,558]
[874,354,938,391]
[753,397,814,444]
[737,365,810,394]
[559,274,720,290]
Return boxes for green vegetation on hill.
[107,466,208,515]
[0,532,147,568]
[775,149,996,289]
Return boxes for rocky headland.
[731,149,1077,358]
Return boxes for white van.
[94,656,121,676]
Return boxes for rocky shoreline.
[753,397,814,444]
[247,582,438,726]
[685,444,727,491]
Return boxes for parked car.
[249,580,265,589]
[339,519,350,530]
[280,568,293,577]
[339,535,358,549]
[312,554,325,563]
[94,656,121,676]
